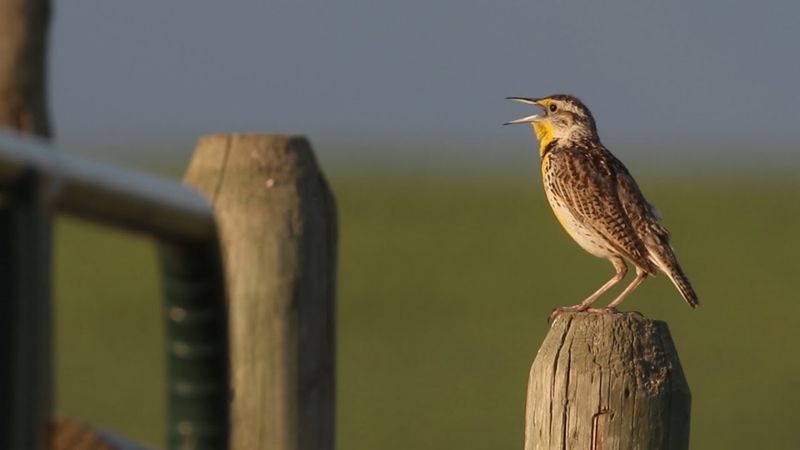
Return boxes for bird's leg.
[600,267,649,312]
[549,257,627,321]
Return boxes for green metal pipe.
[0,175,52,450]
[160,241,229,450]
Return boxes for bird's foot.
[586,307,621,314]
[548,305,590,322]
[549,305,624,322]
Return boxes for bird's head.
[505,94,599,152]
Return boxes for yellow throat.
[532,121,554,156]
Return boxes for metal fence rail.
[0,134,214,240]
[0,133,230,450]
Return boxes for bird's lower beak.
[504,114,542,126]
[504,97,544,125]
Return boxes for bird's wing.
[609,154,671,246]
[548,149,655,271]
[609,153,698,305]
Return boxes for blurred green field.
[55,171,800,449]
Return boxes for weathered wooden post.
[525,312,690,450]
[184,134,336,450]
[0,0,52,136]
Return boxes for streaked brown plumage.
[505,94,697,317]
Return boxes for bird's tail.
[647,245,699,308]
[664,262,699,308]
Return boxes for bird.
[504,94,697,318]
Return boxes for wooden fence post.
[525,312,690,450]
[184,134,336,450]
[0,0,52,136]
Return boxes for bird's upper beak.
[504,97,545,125]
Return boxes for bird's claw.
[587,307,621,314]
[548,305,589,323]
[548,305,622,322]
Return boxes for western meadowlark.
[505,94,698,318]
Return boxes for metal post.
[0,174,52,450]
[159,240,230,450]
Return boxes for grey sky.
[51,1,800,157]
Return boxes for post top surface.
[551,311,667,328]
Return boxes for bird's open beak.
[504,97,545,125]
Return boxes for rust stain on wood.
[591,408,611,450]
[49,417,114,450]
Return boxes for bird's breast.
[541,156,617,259]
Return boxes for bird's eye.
[548,104,558,113]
